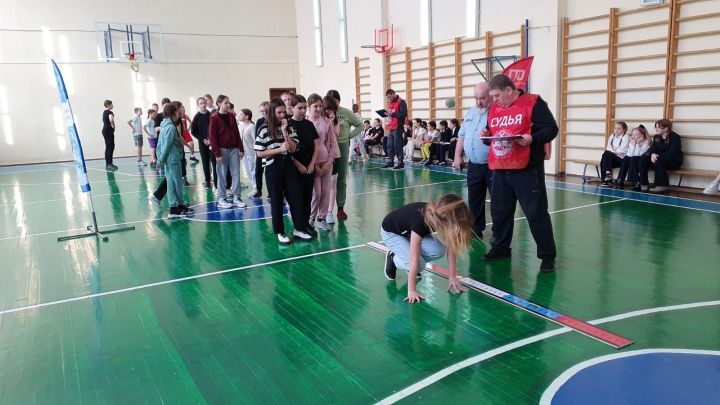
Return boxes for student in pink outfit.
[323,96,341,224]
[307,94,340,231]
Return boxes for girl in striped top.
[255,98,310,243]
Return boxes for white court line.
[0,179,466,241]
[353,179,464,195]
[376,299,720,404]
[0,243,367,316]
[0,190,148,208]
[490,198,627,225]
[545,183,720,215]
[538,348,720,404]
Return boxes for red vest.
[387,97,402,130]
[487,93,538,170]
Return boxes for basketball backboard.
[95,22,163,63]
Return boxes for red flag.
[502,56,534,91]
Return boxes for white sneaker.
[149,195,161,206]
[217,199,232,209]
[293,229,312,240]
[232,197,247,208]
[317,219,331,231]
[326,213,335,224]
[137,160,147,167]
[247,190,258,198]
[703,181,719,195]
[278,233,291,244]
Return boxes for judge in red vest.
[482,74,558,272]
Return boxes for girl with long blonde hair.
[380,193,473,303]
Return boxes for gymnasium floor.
[1,157,719,404]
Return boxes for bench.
[568,159,717,187]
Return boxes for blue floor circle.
[543,350,720,405]
[185,198,287,222]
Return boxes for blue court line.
[366,159,720,214]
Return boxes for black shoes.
[393,164,404,170]
[106,164,118,171]
[384,251,397,280]
[540,257,556,273]
[382,162,394,168]
[483,247,511,261]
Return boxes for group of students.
[352,114,461,168]
[598,119,684,192]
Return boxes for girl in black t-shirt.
[288,94,320,236]
[101,100,117,170]
[380,193,473,303]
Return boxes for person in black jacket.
[432,120,453,165]
[191,96,213,189]
[639,119,683,192]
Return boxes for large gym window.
[313,0,324,67]
[420,0,432,46]
[338,0,348,63]
[466,0,480,38]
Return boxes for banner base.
[57,224,135,242]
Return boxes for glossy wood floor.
[1,157,719,404]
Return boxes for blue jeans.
[380,227,446,271]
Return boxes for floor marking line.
[0,244,367,316]
[376,299,720,404]
[0,180,464,241]
[539,349,720,405]
[489,198,627,225]
[0,190,147,207]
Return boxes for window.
[420,0,432,46]
[466,0,480,38]
[313,0,324,66]
[338,0,348,63]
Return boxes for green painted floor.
[0,158,719,404]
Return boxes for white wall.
[0,0,299,165]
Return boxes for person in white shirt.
[615,125,651,189]
[127,107,146,166]
[600,121,629,186]
[238,109,257,197]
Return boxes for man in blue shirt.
[453,82,492,238]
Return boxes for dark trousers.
[433,144,450,162]
[255,157,265,195]
[365,138,382,155]
[600,151,622,179]
[617,155,642,183]
[382,137,388,156]
[197,140,213,185]
[639,155,682,186]
[154,156,187,200]
[467,163,492,235]
[297,170,315,230]
[102,131,115,165]
[490,165,556,259]
[386,129,404,164]
[448,141,457,161]
[265,157,305,235]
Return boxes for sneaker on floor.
[137,160,147,167]
[392,164,404,170]
[384,251,397,280]
[306,225,318,237]
[293,229,312,240]
[382,162,394,168]
[179,205,194,215]
[317,219,331,231]
[651,185,669,193]
[217,199,233,209]
[168,207,185,219]
[483,247,512,261]
[247,190,258,198]
[183,178,190,187]
[189,156,199,163]
[540,257,556,273]
[204,182,212,190]
[232,197,247,208]
[702,181,719,195]
[278,233,291,244]
[106,164,118,171]
[149,195,161,206]
[326,213,335,224]
[337,208,348,220]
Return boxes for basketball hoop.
[125,51,142,72]
[361,25,394,54]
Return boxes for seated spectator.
[703,171,720,195]
[405,118,426,163]
[600,121,629,186]
[639,119,683,192]
[421,120,438,165]
[364,118,384,156]
[615,125,651,190]
[447,118,460,162]
[432,120,453,165]
[353,120,371,159]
